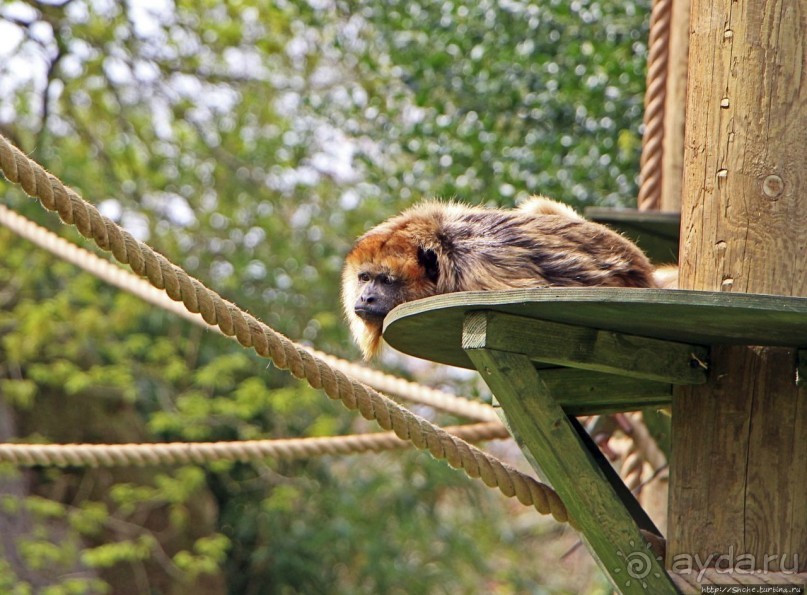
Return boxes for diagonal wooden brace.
[463,311,681,593]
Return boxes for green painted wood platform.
[384,288,807,370]
[382,288,807,594]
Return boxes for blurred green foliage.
[0,0,648,592]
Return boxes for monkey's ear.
[417,247,440,283]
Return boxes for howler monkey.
[343,197,673,358]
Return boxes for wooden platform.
[384,288,807,370]
[382,288,807,594]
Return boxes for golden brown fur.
[343,197,669,358]
[652,264,679,289]
[517,195,586,220]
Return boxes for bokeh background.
[0,1,652,592]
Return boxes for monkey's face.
[353,270,405,323]
[342,233,442,358]
[342,265,407,360]
[353,246,439,321]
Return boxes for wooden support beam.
[539,368,672,415]
[660,0,690,213]
[465,346,676,594]
[462,310,707,385]
[670,0,807,576]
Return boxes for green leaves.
[80,536,156,569]
[0,0,647,590]
[349,0,650,208]
[172,534,231,581]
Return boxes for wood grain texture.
[661,0,690,213]
[671,0,807,573]
[678,1,807,296]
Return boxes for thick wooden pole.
[670,0,807,575]
[660,0,689,212]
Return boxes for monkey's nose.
[354,296,384,321]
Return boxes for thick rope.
[617,412,668,493]
[310,350,500,423]
[0,423,507,467]
[637,0,672,211]
[0,204,499,424]
[0,134,570,525]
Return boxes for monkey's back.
[399,201,656,291]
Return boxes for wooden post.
[669,0,807,577]
[660,0,689,212]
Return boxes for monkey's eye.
[358,272,371,283]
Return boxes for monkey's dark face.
[353,245,440,321]
[342,237,443,358]
[353,270,405,322]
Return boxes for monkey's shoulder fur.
[343,197,673,358]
